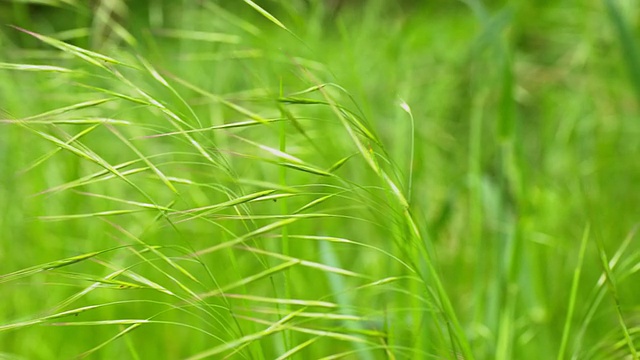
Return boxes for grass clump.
[1,0,640,359]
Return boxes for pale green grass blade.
[91,260,175,296]
[399,100,415,202]
[0,62,72,72]
[20,98,115,120]
[49,320,220,339]
[10,26,133,70]
[242,0,289,32]
[293,194,335,214]
[136,56,203,127]
[3,118,132,126]
[169,74,270,124]
[327,154,356,173]
[192,218,298,257]
[34,161,147,195]
[47,267,173,315]
[558,224,591,360]
[153,29,240,44]
[102,218,207,294]
[234,314,372,344]
[237,307,361,322]
[0,247,124,284]
[38,209,142,221]
[199,260,298,299]
[106,124,178,194]
[70,191,173,211]
[284,234,416,274]
[231,134,304,164]
[202,2,261,36]
[76,323,142,359]
[19,124,99,174]
[319,240,375,360]
[174,189,275,218]
[275,337,319,360]
[280,162,332,177]
[91,0,136,47]
[218,293,337,309]
[139,119,283,139]
[73,84,155,106]
[238,245,366,278]
[185,312,298,360]
[595,232,639,359]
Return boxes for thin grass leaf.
[20,124,99,174]
[0,247,123,284]
[153,29,241,44]
[3,118,132,126]
[239,245,366,278]
[327,154,356,173]
[278,96,328,105]
[137,55,203,127]
[203,2,261,36]
[277,101,316,150]
[102,218,207,298]
[185,311,299,360]
[558,224,591,360]
[275,337,320,360]
[77,323,142,359]
[175,189,275,218]
[38,209,142,221]
[319,240,376,360]
[199,260,298,299]
[287,84,327,97]
[74,84,153,106]
[72,191,174,211]
[235,314,371,344]
[11,26,132,70]
[192,218,298,257]
[604,0,640,102]
[35,162,148,196]
[232,134,304,164]
[169,75,270,124]
[399,99,415,202]
[244,307,361,321]
[140,119,283,139]
[284,235,415,274]
[280,162,332,177]
[0,62,72,72]
[53,27,91,41]
[242,0,289,32]
[20,98,115,121]
[47,268,172,315]
[106,124,178,194]
[91,259,175,296]
[0,303,111,332]
[220,293,337,308]
[107,69,226,171]
[595,231,639,359]
[293,194,334,214]
[53,270,157,290]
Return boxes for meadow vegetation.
[1,0,640,359]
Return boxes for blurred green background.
[1,0,640,359]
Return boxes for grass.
[1,0,640,359]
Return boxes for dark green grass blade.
[604,0,640,102]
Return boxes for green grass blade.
[558,224,591,360]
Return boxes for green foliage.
[1,0,640,359]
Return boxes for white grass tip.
[399,100,412,114]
